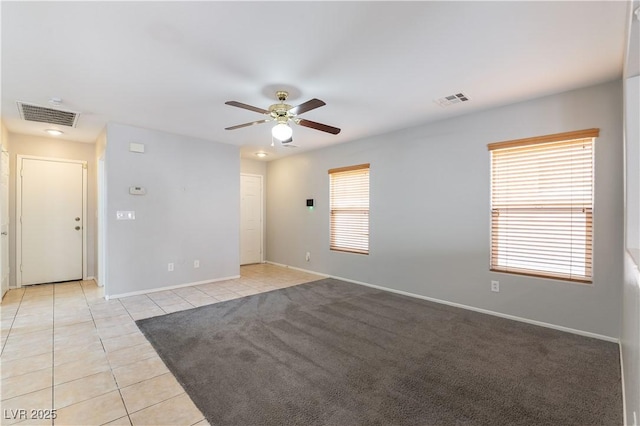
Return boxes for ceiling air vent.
[434,92,471,108]
[16,101,80,127]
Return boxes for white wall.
[105,123,240,297]
[7,133,97,287]
[266,80,624,339]
[0,121,8,150]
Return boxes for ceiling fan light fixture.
[272,123,293,141]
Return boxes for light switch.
[116,211,135,220]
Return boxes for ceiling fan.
[225,91,341,143]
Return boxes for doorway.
[97,157,106,288]
[240,174,263,265]
[16,155,87,286]
[1,148,9,297]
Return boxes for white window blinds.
[329,164,370,255]
[488,129,598,283]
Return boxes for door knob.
[75,217,81,221]
[1,231,6,235]
[75,226,81,231]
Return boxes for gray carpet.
[136,278,622,426]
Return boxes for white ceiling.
[1,1,630,160]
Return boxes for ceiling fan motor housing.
[224,90,340,135]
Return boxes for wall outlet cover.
[129,186,146,195]
[129,143,145,153]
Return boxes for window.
[329,164,370,254]
[488,129,598,283]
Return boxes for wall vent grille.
[434,92,471,108]
[16,101,80,127]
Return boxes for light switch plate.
[116,211,135,220]
[129,143,145,153]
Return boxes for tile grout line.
[0,288,26,357]
[108,277,266,424]
[80,280,134,426]
[1,266,315,426]
[162,289,199,312]
[142,292,193,316]
[125,391,203,423]
[143,293,167,313]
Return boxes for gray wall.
[105,123,239,297]
[622,72,640,423]
[241,158,267,177]
[7,133,97,287]
[266,80,624,339]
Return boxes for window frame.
[328,163,370,255]
[487,129,599,283]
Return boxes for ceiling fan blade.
[225,119,270,130]
[297,119,341,135]
[225,101,270,115]
[289,98,326,115]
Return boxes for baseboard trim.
[106,275,241,300]
[620,341,628,426]
[337,275,619,343]
[266,261,619,343]
[266,261,330,277]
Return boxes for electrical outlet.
[305,252,310,262]
[168,263,174,272]
[491,280,499,292]
[194,260,200,268]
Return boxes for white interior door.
[240,174,262,265]
[1,149,9,297]
[19,157,84,285]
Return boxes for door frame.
[16,155,88,288]
[97,156,106,288]
[240,173,264,265]
[0,146,9,298]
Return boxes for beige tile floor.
[0,264,323,426]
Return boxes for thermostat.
[129,143,145,153]
[129,186,146,195]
